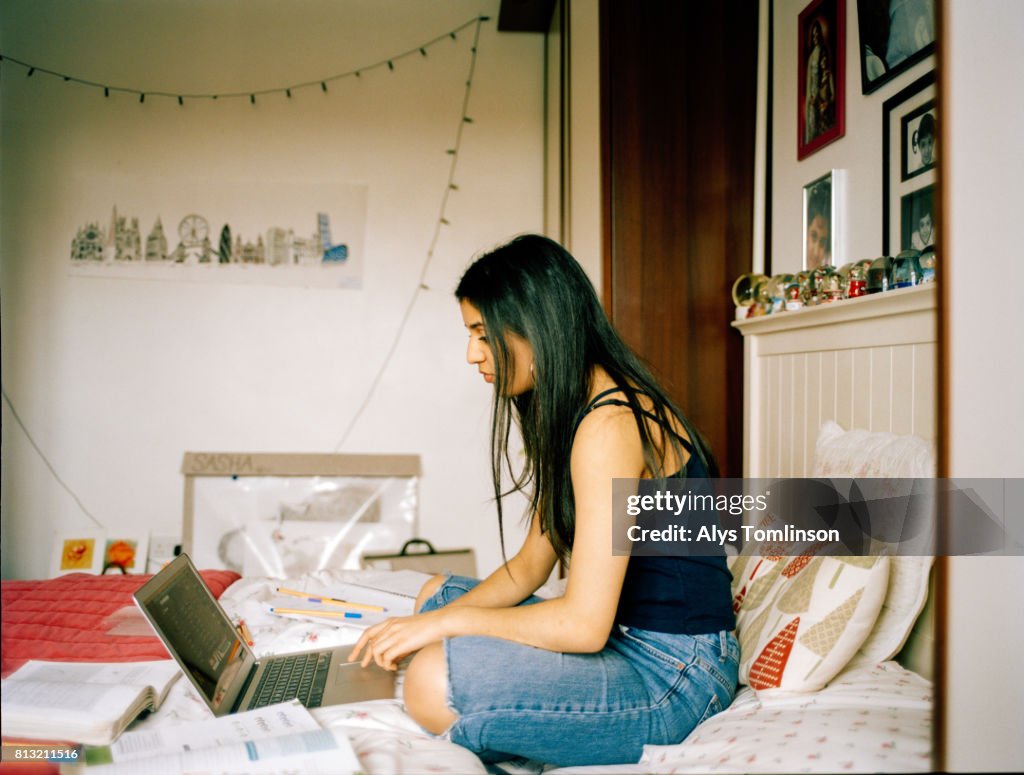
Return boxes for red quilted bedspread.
[1,569,240,678]
[0,570,238,773]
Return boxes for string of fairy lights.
[1,14,491,529]
[0,15,488,105]
[332,14,487,451]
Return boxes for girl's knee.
[403,642,456,735]
[415,574,449,612]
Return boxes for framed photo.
[857,0,935,94]
[102,535,149,573]
[900,184,936,251]
[803,170,839,270]
[50,532,105,575]
[798,0,846,160]
[901,100,937,180]
[883,71,936,254]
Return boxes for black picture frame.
[856,0,936,95]
[900,183,936,252]
[900,99,937,181]
[882,71,936,255]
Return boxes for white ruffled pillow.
[811,421,936,664]
[813,420,935,479]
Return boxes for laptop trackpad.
[330,661,396,703]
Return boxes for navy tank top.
[573,388,735,635]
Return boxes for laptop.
[134,552,395,716]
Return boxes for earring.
[530,363,534,375]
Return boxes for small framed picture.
[901,100,937,180]
[51,533,105,575]
[883,71,936,254]
[102,535,149,573]
[803,170,839,270]
[900,184,936,251]
[857,0,935,95]
[798,0,846,160]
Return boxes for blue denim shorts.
[417,575,739,767]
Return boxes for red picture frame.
[798,0,846,160]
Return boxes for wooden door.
[601,0,759,476]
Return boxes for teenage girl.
[349,234,737,767]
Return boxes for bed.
[0,563,934,775]
[1,286,938,773]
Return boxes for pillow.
[812,421,936,663]
[640,662,933,773]
[813,420,935,479]
[731,529,890,692]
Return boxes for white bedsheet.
[134,572,933,774]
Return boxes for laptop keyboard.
[250,651,332,709]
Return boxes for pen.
[274,586,385,612]
[270,606,363,619]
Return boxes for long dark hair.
[455,234,716,564]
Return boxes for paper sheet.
[84,727,361,774]
[104,700,320,762]
[267,570,428,629]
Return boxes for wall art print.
[68,179,367,289]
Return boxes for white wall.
[771,0,935,272]
[942,1,1024,770]
[543,0,602,277]
[0,0,545,580]
[563,0,602,268]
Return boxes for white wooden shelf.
[732,283,936,337]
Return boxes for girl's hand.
[347,609,452,671]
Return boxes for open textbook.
[73,700,362,774]
[1,660,180,746]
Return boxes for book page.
[102,700,319,762]
[1,660,182,745]
[1,679,138,715]
[347,569,434,598]
[83,727,362,774]
[269,573,427,628]
[6,660,180,694]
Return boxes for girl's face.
[919,213,933,240]
[460,299,535,396]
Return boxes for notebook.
[133,553,395,716]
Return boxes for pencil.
[270,606,363,620]
[274,586,385,612]
[236,619,255,646]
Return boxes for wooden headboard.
[733,284,937,478]
[732,284,938,677]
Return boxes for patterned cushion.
[731,535,890,692]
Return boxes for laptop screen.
[135,554,253,714]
